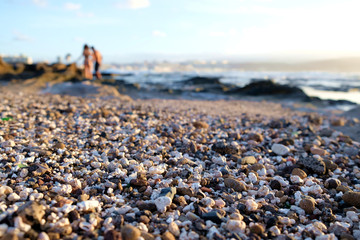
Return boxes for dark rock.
[183,76,221,85]
[176,187,194,197]
[224,178,247,192]
[266,216,278,228]
[299,157,326,175]
[269,180,282,190]
[212,142,240,155]
[68,210,80,222]
[130,178,149,188]
[104,230,122,240]
[279,139,295,146]
[229,80,307,98]
[201,211,223,224]
[28,163,50,177]
[159,187,176,200]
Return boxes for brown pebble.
[250,224,265,235]
[139,215,150,224]
[248,133,263,142]
[337,185,351,193]
[291,168,307,179]
[342,191,360,208]
[299,197,316,214]
[104,230,122,240]
[224,178,247,192]
[161,231,175,240]
[121,224,140,240]
[248,163,265,172]
[193,121,209,129]
[54,142,65,149]
[310,147,328,156]
[200,187,212,193]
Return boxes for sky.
[1,0,360,63]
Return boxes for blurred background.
[1,0,360,104]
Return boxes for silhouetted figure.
[65,53,71,63]
[92,46,102,80]
[82,44,93,79]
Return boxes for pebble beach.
[0,86,360,240]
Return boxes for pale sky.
[1,0,360,63]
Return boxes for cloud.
[116,0,150,9]
[73,37,85,42]
[32,0,47,7]
[76,11,95,18]
[209,29,238,37]
[64,2,82,11]
[152,30,167,37]
[13,30,34,42]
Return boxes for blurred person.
[92,46,102,80]
[82,44,93,79]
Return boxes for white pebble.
[245,199,258,211]
[8,193,20,201]
[155,196,172,213]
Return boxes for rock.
[130,178,149,187]
[168,222,180,237]
[269,180,282,190]
[299,197,316,214]
[28,163,50,177]
[68,210,80,222]
[16,201,45,225]
[248,163,265,172]
[226,219,246,233]
[240,156,257,165]
[319,128,334,137]
[272,144,290,156]
[104,230,122,240]
[159,187,176,200]
[325,178,341,189]
[331,118,346,126]
[248,133,263,142]
[278,139,294,146]
[291,168,307,179]
[231,80,307,97]
[212,142,240,155]
[155,197,172,213]
[323,160,338,172]
[193,121,209,129]
[337,185,351,193]
[121,224,141,240]
[141,232,155,240]
[299,157,326,175]
[176,187,194,197]
[250,223,265,235]
[201,211,223,224]
[161,231,175,240]
[224,178,247,192]
[310,147,328,156]
[342,191,360,208]
[344,147,359,157]
[328,222,350,236]
[183,76,221,85]
[54,142,66,149]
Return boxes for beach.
[0,61,360,240]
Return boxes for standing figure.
[92,46,102,80]
[82,44,93,79]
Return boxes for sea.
[103,69,360,107]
